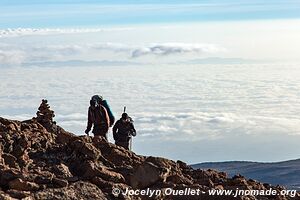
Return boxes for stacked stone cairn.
[36,99,56,132]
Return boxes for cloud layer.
[0,50,25,65]
[0,40,225,66]
[1,63,300,162]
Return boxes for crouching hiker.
[85,95,110,140]
[113,113,136,150]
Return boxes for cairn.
[36,99,56,132]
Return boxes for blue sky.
[1,0,300,28]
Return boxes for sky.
[1,0,300,28]
[1,1,300,164]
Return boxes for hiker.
[85,95,111,139]
[113,113,136,150]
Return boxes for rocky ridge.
[0,100,298,200]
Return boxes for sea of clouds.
[1,63,300,163]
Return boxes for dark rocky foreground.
[0,100,299,200]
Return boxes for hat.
[122,113,128,120]
[91,95,103,102]
[91,95,103,107]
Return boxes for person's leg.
[115,141,129,150]
[123,141,129,150]
[93,125,108,140]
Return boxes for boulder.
[55,128,76,145]
[0,190,15,200]
[91,176,113,188]
[34,175,53,185]
[0,168,23,186]
[8,178,39,191]
[6,189,30,199]
[53,163,73,178]
[71,139,101,160]
[2,153,18,169]
[166,174,193,185]
[52,177,68,188]
[78,161,125,183]
[129,161,170,189]
[33,181,107,200]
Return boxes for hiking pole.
[123,106,126,113]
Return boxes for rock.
[7,122,20,132]
[66,176,78,182]
[176,160,193,172]
[35,99,57,133]
[0,190,15,200]
[98,167,125,183]
[36,99,55,124]
[93,136,144,167]
[52,177,68,188]
[129,161,170,189]
[33,170,54,185]
[77,161,125,183]
[0,118,20,132]
[91,177,113,188]
[12,134,29,158]
[55,128,76,145]
[0,168,23,186]
[2,153,18,169]
[71,139,101,160]
[166,174,193,185]
[145,156,174,169]
[6,189,30,199]
[33,181,107,200]
[8,178,39,191]
[53,163,73,178]
[214,185,224,190]
[227,175,248,187]
[34,175,53,185]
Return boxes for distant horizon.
[192,157,300,165]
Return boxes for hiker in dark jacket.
[85,96,110,139]
[113,113,136,150]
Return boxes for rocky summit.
[0,100,298,200]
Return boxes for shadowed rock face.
[0,100,298,200]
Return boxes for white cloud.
[0,42,225,66]
[2,114,33,121]
[131,43,225,58]
[48,110,300,142]
[55,113,86,121]
[0,28,133,38]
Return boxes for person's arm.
[112,121,119,140]
[130,123,136,136]
[85,108,93,135]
